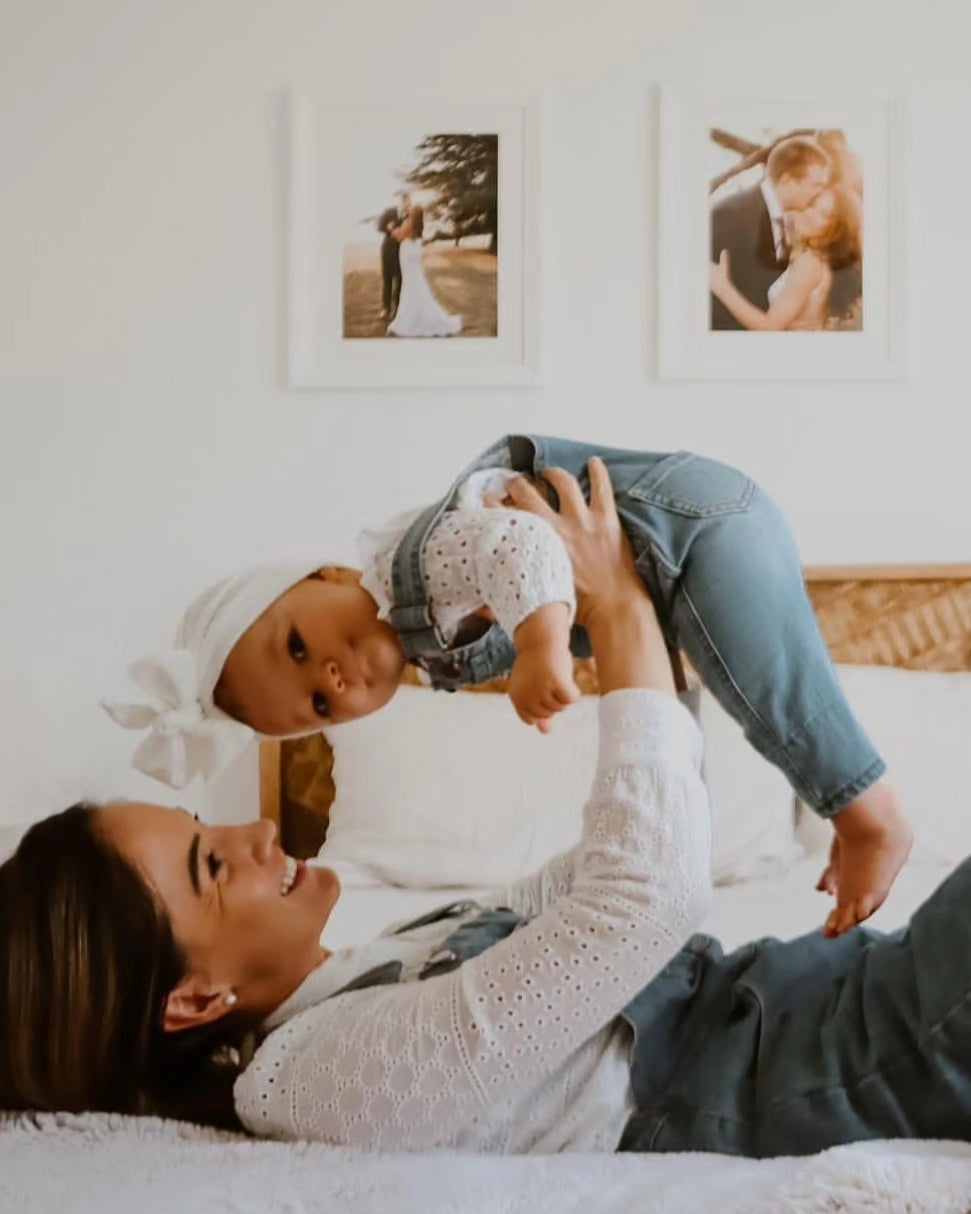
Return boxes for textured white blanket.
[1,1114,970,1214]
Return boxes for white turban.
[102,562,320,789]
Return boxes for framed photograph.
[288,96,542,389]
[657,87,906,380]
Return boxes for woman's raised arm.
[503,458,675,696]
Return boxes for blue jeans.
[527,439,885,816]
[391,437,885,816]
[625,459,884,815]
[619,855,971,1156]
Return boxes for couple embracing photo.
[709,130,864,332]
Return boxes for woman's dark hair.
[410,204,424,240]
[0,804,243,1127]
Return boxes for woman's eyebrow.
[188,833,202,897]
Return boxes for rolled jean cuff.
[814,755,888,818]
[778,693,886,818]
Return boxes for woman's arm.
[238,687,710,1148]
[236,462,712,1149]
[710,249,822,331]
[489,461,679,917]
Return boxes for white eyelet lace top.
[357,468,577,646]
[234,691,713,1152]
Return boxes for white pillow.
[697,690,804,883]
[317,685,799,889]
[795,665,971,866]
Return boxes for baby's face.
[217,570,406,735]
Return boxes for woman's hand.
[503,460,675,697]
[710,249,731,299]
[502,459,641,629]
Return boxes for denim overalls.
[389,434,883,816]
[336,860,971,1157]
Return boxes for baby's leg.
[659,485,910,934]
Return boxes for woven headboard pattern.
[261,566,971,858]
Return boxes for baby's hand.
[509,605,579,733]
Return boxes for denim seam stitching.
[628,450,693,496]
[627,474,756,519]
[816,757,887,817]
[678,582,814,801]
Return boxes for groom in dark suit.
[378,192,410,320]
[710,137,832,330]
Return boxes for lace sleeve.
[236,691,712,1150]
[488,844,584,919]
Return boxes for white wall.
[2,0,969,826]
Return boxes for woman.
[710,185,861,331]
[3,467,971,1156]
[387,204,462,338]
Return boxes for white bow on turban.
[102,562,319,789]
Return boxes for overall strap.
[389,501,450,660]
[330,904,527,998]
[388,435,523,662]
[332,961,404,995]
[389,898,483,934]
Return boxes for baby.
[106,434,911,937]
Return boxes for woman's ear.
[163,977,235,1034]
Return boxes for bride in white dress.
[387,205,462,338]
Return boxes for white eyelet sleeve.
[487,842,585,921]
[235,690,713,1151]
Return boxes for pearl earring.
[224,991,238,1008]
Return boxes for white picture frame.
[288,95,543,389]
[657,86,907,381]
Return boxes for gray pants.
[619,855,971,1157]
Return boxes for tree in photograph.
[406,134,499,253]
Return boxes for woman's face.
[97,803,340,1029]
[793,189,835,241]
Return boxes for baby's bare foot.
[822,784,913,938]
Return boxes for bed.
[3,565,971,1213]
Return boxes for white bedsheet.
[1,1112,969,1214]
[321,854,956,952]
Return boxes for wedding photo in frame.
[288,97,542,389]
[657,87,906,381]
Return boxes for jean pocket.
[626,452,755,519]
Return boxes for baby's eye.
[287,628,307,662]
[206,851,223,879]
[312,691,330,719]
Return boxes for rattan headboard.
[260,565,971,858]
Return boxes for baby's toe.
[823,902,859,938]
[816,865,838,895]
